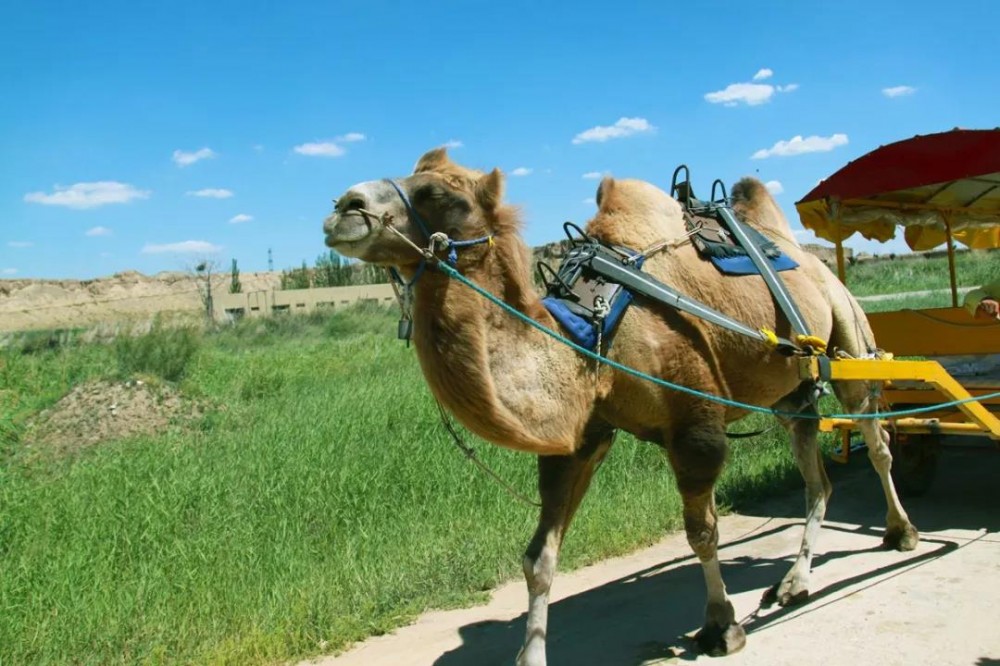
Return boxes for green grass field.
[843,248,995,299]
[0,249,993,664]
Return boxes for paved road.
[304,445,1000,666]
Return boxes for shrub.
[114,320,201,382]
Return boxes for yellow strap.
[760,327,779,348]
[796,334,828,354]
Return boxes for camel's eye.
[412,185,435,202]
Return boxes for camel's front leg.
[517,428,613,666]
[667,423,745,656]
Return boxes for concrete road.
[303,445,1000,666]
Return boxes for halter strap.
[385,179,494,268]
[386,179,432,241]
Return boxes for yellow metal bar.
[828,428,851,463]
[822,418,993,436]
[943,213,959,307]
[800,358,1000,440]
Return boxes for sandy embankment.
[0,270,282,332]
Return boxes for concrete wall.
[212,283,396,321]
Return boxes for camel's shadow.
[433,445,998,666]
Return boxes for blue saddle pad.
[710,253,798,276]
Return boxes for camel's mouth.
[324,213,372,251]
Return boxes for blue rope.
[386,179,432,240]
[436,262,1000,422]
[446,235,493,266]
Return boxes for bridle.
[339,178,495,341]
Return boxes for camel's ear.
[596,176,616,210]
[476,168,504,210]
[414,147,450,173]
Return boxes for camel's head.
[323,147,507,268]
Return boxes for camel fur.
[323,148,918,664]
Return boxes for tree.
[229,258,242,294]
[190,259,219,321]
[279,260,312,290]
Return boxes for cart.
[794,129,1000,494]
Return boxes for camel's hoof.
[762,582,809,608]
[883,523,919,551]
[695,622,746,657]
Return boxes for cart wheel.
[889,433,940,497]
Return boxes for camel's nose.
[323,190,369,236]
[338,191,369,214]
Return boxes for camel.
[322,148,918,664]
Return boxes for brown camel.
[322,148,918,664]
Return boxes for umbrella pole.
[943,213,959,307]
[831,200,847,284]
[835,237,847,283]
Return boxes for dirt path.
[302,446,1000,666]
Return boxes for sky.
[2,0,999,279]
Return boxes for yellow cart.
[795,129,1000,494]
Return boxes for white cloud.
[85,226,112,237]
[293,142,346,157]
[229,213,253,224]
[7,241,33,248]
[572,117,655,144]
[336,132,366,143]
[187,188,234,199]
[2,268,17,275]
[581,171,606,179]
[253,144,264,152]
[752,133,849,159]
[882,85,916,98]
[443,139,463,149]
[24,181,150,209]
[705,82,776,106]
[172,147,217,167]
[141,240,222,254]
[510,167,533,177]
[583,197,596,206]
[705,71,798,106]
[764,180,784,195]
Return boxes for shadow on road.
[433,446,999,666]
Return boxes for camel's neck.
[410,235,593,456]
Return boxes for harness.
[538,166,825,357]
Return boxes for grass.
[842,248,996,297]
[3,247,985,665]
[0,304,812,665]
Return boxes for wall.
[212,283,396,321]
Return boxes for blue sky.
[2,1,998,279]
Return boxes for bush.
[325,301,396,338]
[114,321,201,382]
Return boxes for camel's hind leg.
[516,422,614,666]
[665,419,746,656]
[831,380,919,551]
[766,385,831,606]
[826,289,919,551]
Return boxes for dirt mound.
[24,379,204,455]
